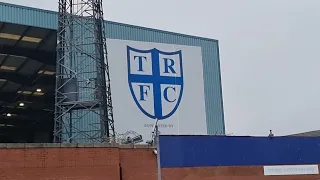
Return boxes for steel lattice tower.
[54,0,115,143]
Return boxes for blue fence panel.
[159,135,320,168]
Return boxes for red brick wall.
[0,147,120,180]
[162,166,320,180]
[1,147,320,180]
[119,148,157,180]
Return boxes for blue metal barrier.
[159,135,320,168]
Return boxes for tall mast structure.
[54,0,115,143]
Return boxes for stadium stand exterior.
[2,2,320,180]
[0,1,225,136]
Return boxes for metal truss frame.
[54,0,115,143]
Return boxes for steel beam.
[0,71,55,86]
[0,45,55,65]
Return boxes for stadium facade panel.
[0,2,225,136]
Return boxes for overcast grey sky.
[3,0,320,136]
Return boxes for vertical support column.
[54,0,115,143]
[155,123,162,180]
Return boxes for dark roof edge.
[0,1,57,14]
[287,130,320,137]
[0,143,154,149]
[160,134,320,139]
[0,2,218,43]
[106,21,218,43]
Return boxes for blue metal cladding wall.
[159,135,320,168]
[0,2,225,135]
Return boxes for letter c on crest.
[164,87,176,102]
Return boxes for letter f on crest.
[138,85,150,101]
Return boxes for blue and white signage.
[127,46,183,120]
[107,39,207,141]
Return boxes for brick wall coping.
[0,143,154,149]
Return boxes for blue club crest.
[127,46,184,120]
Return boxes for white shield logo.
[127,46,184,120]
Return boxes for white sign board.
[106,39,207,142]
[263,165,319,176]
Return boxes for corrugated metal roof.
[288,130,320,137]
[0,2,218,42]
[0,2,57,30]
[0,2,225,135]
